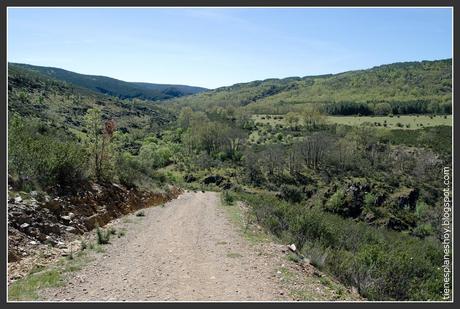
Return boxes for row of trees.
[321,100,451,116]
[285,107,326,130]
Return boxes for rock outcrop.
[8,182,182,269]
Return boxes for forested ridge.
[169,59,452,115]
[9,63,207,101]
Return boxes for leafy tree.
[177,107,194,128]
[295,132,332,169]
[374,102,392,115]
[243,150,265,186]
[285,112,300,130]
[301,107,326,129]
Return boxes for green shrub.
[223,190,235,205]
[324,189,346,213]
[96,227,110,245]
[411,224,434,238]
[114,152,143,188]
[81,240,87,251]
[303,243,329,269]
[415,201,430,218]
[8,115,87,191]
[138,137,175,169]
[363,192,376,209]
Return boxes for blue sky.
[8,8,452,89]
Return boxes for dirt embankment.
[8,182,181,282]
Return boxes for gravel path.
[39,191,293,301]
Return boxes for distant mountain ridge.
[9,63,208,101]
[8,62,176,135]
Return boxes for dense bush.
[324,189,346,213]
[8,115,87,191]
[234,191,444,301]
[222,190,235,205]
[114,152,145,188]
[139,140,174,169]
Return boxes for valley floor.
[36,191,359,302]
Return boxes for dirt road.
[39,191,292,301]
[39,191,358,301]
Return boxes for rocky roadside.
[7,182,182,284]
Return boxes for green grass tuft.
[9,269,62,301]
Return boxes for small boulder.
[65,226,77,233]
[288,244,297,252]
[61,215,72,222]
[19,223,30,229]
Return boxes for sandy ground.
[39,191,293,301]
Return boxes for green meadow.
[253,114,452,130]
[327,115,452,129]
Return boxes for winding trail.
[40,191,291,301]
